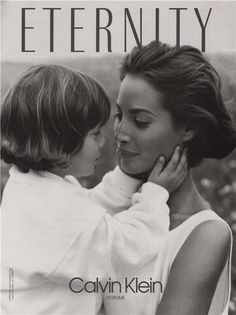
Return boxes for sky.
[1,0,236,61]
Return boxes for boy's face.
[68,127,105,178]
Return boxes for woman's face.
[114,74,185,175]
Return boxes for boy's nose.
[99,135,106,149]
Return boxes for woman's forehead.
[117,74,164,113]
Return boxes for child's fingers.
[172,161,188,187]
[148,156,166,183]
[175,149,188,174]
[178,165,188,186]
[149,156,165,181]
[169,149,188,187]
[165,146,181,172]
[153,156,165,175]
[179,161,188,180]
[173,172,186,189]
[175,154,188,184]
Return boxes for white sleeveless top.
[102,210,232,315]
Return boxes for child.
[1,65,187,315]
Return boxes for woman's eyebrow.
[129,108,157,117]
[116,103,157,118]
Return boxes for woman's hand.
[148,146,188,193]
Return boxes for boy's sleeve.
[101,182,169,278]
[65,166,142,214]
[48,182,169,283]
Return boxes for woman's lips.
[117,148,139,159]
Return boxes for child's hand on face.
[148,146,188,194]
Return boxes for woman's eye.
[134,119,150,128]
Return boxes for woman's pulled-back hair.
[120,41,236,167]
[1,64,110,172]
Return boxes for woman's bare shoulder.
[186,219,231,255]
[191,217,231,239]
[155,219,231,315]
[177,218,231,274]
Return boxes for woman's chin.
[119,160,150,176]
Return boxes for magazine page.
[1,0,236,314]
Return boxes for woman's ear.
[183,126,196,142]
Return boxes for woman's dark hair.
[1,64,110,172]
[120,41,236,167]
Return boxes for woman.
[102,41,236,315]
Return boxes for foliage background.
[1,53,236,313]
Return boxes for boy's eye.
[114,110,122,121]
[93,130,101,136]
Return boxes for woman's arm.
[156,220,231,315]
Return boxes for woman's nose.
[114,120,130,143]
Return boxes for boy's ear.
[183,126,196,142]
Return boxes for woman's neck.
[168,171,209,228]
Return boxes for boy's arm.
[48,147,188,283]
[65,166,142,215]
[65,146,187,216]
[48,182,169,283]
[88,166,142,213]
[104,182,170,278]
